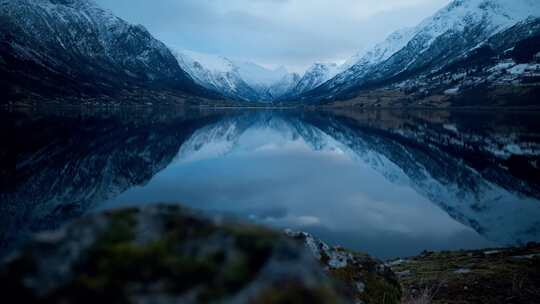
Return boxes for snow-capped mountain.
[265,72,301,100]
[173,50,299,102]
[388,17,540,106]
[300,0,540,104]
[0,0,216,103]
[235,62,290,89]
[342,28,416,74]
[285,63,340,98]
[173,50,260,102]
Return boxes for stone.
[0,205,350,304]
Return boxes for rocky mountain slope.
[388,17,540,107]
[298,0,540,106]
[0,0,219,104]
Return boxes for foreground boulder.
[0,205,399,304]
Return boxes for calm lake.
[3,107,540,259]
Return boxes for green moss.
[328,265,401,304]
[6,207,406,304]
[162,211,217,241]
[228,224,278,270]
[362,273,402,304]
[320,250,331,266]
[41,211,285,303]
[99,208,138,245]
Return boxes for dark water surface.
[3,107,540,259]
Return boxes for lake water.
[3,107,540,259]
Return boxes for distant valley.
[1,0,540,107]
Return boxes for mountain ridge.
[173,49,303,102]
[0,0,222,104]
[296,0,540,105]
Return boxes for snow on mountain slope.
[265,73,301,100]
[233,62,289,88]
[381,17,540,106]
[0,0,213,102]
[173,50,259,101]
[233,62,296,101]
[302,0,540,102]
[179,50,236,73]
[172,50,300,102]
[287,63,340,97]
[342,28,416,72]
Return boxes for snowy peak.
[415,0,540,40]
[441,0,539,20]
[300,0,540,103]
[265,72,301,100]
[291,63,340,95]
[178,50,236,74]
[343,28,415,71]
[172,50,300,102]
[172,50,258,102]
[344,0,539,73]
[232,61,290,88]
[305,63,339,78]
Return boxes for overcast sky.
[95,0,451,72]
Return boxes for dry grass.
[401,287,434,304]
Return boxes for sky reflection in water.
[7,108,540,260]
[100,113,497,259]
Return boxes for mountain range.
[296,0,540,106]
[172,50,303,102]
[0,0,220,104]
[1,0,539,106]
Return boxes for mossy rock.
[286,230,402,304]
[0,205,350,303]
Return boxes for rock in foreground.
[0,205,399,304]
[286,230,401,304]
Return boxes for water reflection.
[3,108,540,259]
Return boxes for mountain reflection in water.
[3,107,540,259]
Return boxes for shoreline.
[4,102,540,112]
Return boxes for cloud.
[94,0,451,72]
